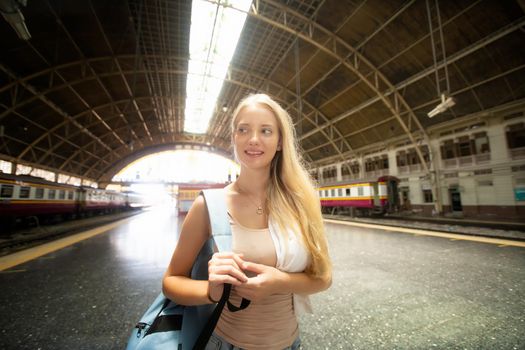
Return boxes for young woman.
[162,93,332,349]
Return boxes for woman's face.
[233,103,281,171]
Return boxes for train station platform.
[325,213,525,242]
[0,206,523,349]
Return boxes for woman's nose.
[248,131,259,144]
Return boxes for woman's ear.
[277,141,282,151]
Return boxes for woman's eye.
[262,128,273,135]
[237,127,247,133]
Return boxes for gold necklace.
[235,183,265,215]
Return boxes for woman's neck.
[235,170,269,197]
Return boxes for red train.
[0,173,145,233]
[318,176,399,216]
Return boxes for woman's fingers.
[209,264,248,283]
[232,254,247,270]
[209,274,245,286]
[210,252,243,265]
[208,252,248,283]
[209,257,241,269]
[212,252,244,259]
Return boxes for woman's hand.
[234,261,287,302]
[207,252,248,302]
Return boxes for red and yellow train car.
[0,173,144,233]
[318,176,399,216]
[0,173,79,217]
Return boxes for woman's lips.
[245,150,264,157]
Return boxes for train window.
[59,190,66,199]
[358,187,364,196]
[68,191,74,200]
[331,189,335,197]
[35,188,44,199]
[337,188,342,196]
[19,186,31,198]
[346,188,350,196]
[1,184,14,198]
[48,189,56,199]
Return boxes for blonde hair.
[231,93,331,279]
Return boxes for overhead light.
[0,0,31,40]
[428,93,456,118]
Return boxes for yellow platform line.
[0,218,133,271]
[324,219,525,248]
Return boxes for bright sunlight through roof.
[184,0,252,134]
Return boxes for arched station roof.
[1,0,524,181]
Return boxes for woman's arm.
[234,261,332,302]
[162,195,211,305]
[162,195,248,306]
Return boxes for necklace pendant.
[256,206,264,215]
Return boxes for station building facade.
[313,102,525,220]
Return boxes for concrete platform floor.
[0,205,523,349]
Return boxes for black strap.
[193,285,251,349]
[192,284,232,350]
[227,297,251,312]
[146,314,183,334]
[144,298,172,336]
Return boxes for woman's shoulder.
[190,187,232,228]
[223,183,237,207]
[184,194,209,229]
[223,183,236,196]
[192,193,205,206]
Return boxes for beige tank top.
[214,214,299,349]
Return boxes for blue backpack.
[126,189,249,350]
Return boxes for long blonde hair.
[231,94,331,279]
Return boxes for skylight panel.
[184,0,251,134]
